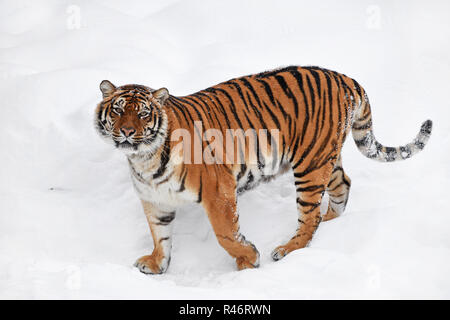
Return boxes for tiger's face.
[95,80,169,156]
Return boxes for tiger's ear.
[153,88,169,105]
[100,80,116,98]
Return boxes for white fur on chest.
[128,160,196,211]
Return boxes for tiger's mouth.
[115,140,139,151]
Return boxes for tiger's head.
[95,80,169,156]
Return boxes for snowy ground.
[1,0,450,299]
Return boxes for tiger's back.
[163,66,361,197]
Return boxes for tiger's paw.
[322,209,339,222]
[134,254,170,274]
[236,248,260,270]
[271,245,288,261]
[236,256,260,270]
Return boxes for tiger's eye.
[112,107,123,115]
[139,111,150,118]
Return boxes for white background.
[0,0,449,299]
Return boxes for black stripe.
[156,171,174,186]
[178,96,208,126]
[155,212,175,225]
[205,88,232,128]
[189,94,216,126]
[237,163,247,182]
[263,101,281,130]
[170,97,194,124]
[197,173,203,203]
[207,88,242,129]
[256,78,276,105]
[152,135,171,180]
[296,185,325,193]
[289,135,300,164]
[195,92,224,132]
[177,167,188,192]
[288,70,308,119]
[274,74,299,118]
[353,120,373,131]
[294,179,311,185]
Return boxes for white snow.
[1,0,450,299]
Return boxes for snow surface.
[1,0,449,299]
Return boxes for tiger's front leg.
[202,175,260,271]
[134,200,175,274]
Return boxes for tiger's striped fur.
[95,66,432,273]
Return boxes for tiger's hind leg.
[271,158,335,261]
[323,155,351,222]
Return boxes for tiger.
[95,66,432,274]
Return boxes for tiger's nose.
[121,127,136,137]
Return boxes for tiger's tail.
[351,93,432,162]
